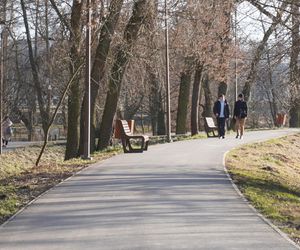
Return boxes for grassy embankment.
[0,133,205,225]
[226,133,300,246]
[0,144,122,224]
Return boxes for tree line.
[0,0,299,161]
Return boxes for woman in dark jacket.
[234,93,248,139]
[213,94,230,139]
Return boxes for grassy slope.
[226,133,300,246]
[0,144,121,224]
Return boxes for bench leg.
[121,139,130,153]
[144,140,149,151]
[127,138,144,153]
[212,130,216,137]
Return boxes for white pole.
[0,29,3,154]
[83,0,91,159]
[165,0,172,142]
[234,5,238,101]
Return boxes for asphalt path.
[0,129,299,250]
[1,141,40,152]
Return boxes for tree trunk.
[157,96,166,135]
[265,46,278,126]
[97,0,151,150]
[144,2,165,136]
[218,81,227,96]
[191,63,203,136]
[20,0,49,133]
[65,0,83,160]
[289,1,300,127]
[176,69,192,134]
[202,72,213,117]
[148,68,166,136]
[78,0,124,155]
[217,2,233,98]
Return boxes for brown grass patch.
[0,143,121,224]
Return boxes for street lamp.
[0,21,5,154]
[83,0,91,160]
[234,5,238,101]
[165,0,172,142]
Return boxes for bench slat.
[205,117,216,128]
[118,119,149,153]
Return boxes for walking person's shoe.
[240,135,243,140]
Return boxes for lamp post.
[0,22,5,154]
[234,5,238,101]
[83,0,91,160]
[165,0,172,142]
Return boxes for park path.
[0,129,299,250]
[1,141,40,152]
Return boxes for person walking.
[234,93,248,139]
[213,94,230,139]
[1,116,13,147]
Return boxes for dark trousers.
[2,138,8,146]
[217,117,226,137]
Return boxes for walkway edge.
[0,156,114,228]
[223,149,300,250]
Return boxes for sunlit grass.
[0,143,122,224]
[226,133,300,244]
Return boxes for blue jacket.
[213,100,230,118]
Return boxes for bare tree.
[98,0,153,150]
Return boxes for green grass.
[226,133,300,245]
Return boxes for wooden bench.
[118,120,149,153]
[204,117,218,138]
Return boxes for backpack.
[239,103,247,118]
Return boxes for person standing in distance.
[213,94,230,139]
[1,116,13,147]
[234,93,248,139]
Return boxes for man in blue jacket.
[213,94,230,139]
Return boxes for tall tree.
[289,1,300,127]
[65,0,83,160]
[79,0,124,154]
[202,72,213,117]
[145,1,166,136]
[191,62,203,136]
[98,0,152,150]
[176,61,192,135]
[217,1,234,96]
[242,0,288,101]
[20,0,50,133]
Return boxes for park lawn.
[0,143,122,224]
[226,133,300,246]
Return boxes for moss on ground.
[226,133,300,246]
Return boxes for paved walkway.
[0,129,299,250]
[1,141,40,152]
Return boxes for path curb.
[223,149,300,249]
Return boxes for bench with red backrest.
[118,120,149,153]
